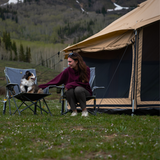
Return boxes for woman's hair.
[68,51,89,82]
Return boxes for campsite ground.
[0,98,159,160]
[0,60,159,159]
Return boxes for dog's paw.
[37,88,43,94]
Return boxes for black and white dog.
[20,71,43,94]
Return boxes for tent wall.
[137,20,160,108]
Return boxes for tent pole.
[132,29,137,116]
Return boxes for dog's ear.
[26,71,32,80]
[22,71,31,79]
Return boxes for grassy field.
[0,60,159,160]
[0,98,159,160]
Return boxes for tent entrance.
[137,21,160,108]
[82,45,132,103]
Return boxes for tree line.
[0,31,31,62]
[0,0,121,45]
[0,5,18,23]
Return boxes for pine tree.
[19,44,25,61]
[25,46,31,62]
[1,12,5,21]
[2,31,6,44]
[10,50,12,61]
[15,16,18,23]
[2,31,12,50]
[28,47,31,62]
[101,6,107,17]
[6,32,11,50]
[12,41,18,61]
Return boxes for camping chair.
[48,67,105,115]
[3,67,52,116]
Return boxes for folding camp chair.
[48,67,105,115]
[3,67,52,116]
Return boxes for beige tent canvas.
[63,0,160,113]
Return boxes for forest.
[0,0,146,71]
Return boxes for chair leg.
[8,98,11,115]
[62,109,72,115]
[23,102,34,112]
[87,98,97,116]
[34,102,37,115]
[88,109,96,115]
[61,98,64,115]
[94,98,97,114]
[42,98,53,116]
[40,101,43,115]
[3,99,7,115]
[13,102,25,115]
[12,97,21,115]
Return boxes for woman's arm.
[39,69,68,89]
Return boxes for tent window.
[83,45,132,98]
[141,21,160,101]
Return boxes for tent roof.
[63,0,160,53]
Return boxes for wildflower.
[154,142,158,147]
[59,130,63,134]
[80,151,83,153]
[108,155,112,158]
[48,146,52,150]
[111,124,113,126]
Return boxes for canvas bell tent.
[62,0,160,112]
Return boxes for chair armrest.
[43,85,65,94]
[47,85,65,89]
[6,83,21,94]
[6,83,20,90]
[92,86,105,92]
[6,83,19,88]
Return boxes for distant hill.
[0,0,146,44]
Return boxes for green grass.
[0,97,159,160]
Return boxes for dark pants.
[65,86,90,111]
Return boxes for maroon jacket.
[39,67,92,96]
